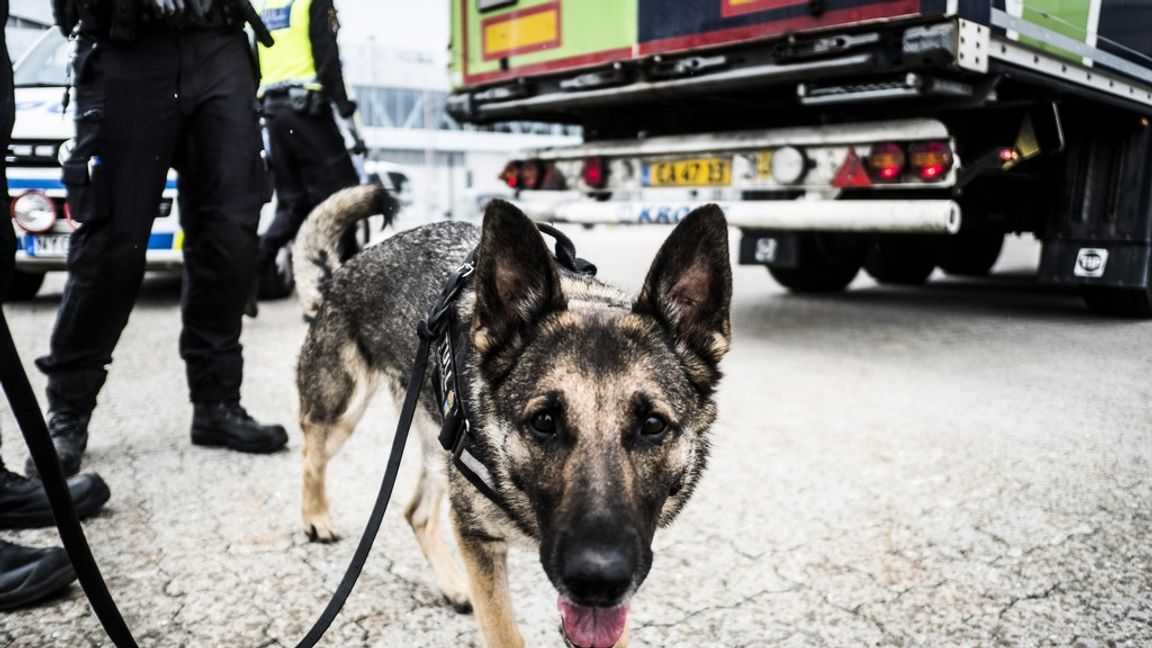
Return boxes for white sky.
[336,0,450,51]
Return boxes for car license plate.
[27,234,70,258]
[643,157,732,187]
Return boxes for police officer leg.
[0,83,13,303]
[33,34,183,476]
[256,105,310,279]
[178,31,285,454]
[295,107,359,259]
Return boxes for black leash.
[0,306,436,648]
[294,333,432,648]
[0,311,137,647]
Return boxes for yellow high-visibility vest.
[257,0,323,95]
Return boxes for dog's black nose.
[560,544,635,606]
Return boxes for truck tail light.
[519,160,542,190]
[831,147,873,188]
[909,141,953,181]
[499,160,523,189]
[582,156,606,189]
[867,143,906,181]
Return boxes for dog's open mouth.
[557,597,629,648]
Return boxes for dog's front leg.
[454,525,523,648]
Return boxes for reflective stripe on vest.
[257,0,322,95]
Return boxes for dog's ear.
[634,204,732,363]
[471,200,565,355]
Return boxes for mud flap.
[1039,240,1151,288]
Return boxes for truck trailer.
[448,0,1152,316]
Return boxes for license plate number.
[27,234,70,258]
[643,158,732,187]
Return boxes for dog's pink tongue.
[557,597,629,648]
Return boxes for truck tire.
[768,233,863,293]
[939,231,1004,277]
[864,235,944,285]
[4,269,45,301]
[257,247,294,299]
[1081,286,1152,318]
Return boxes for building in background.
[6,0,52,59]
[4,1,577,222]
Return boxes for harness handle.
[537,223,597,276]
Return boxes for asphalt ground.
[1,226,1150,647]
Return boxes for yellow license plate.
[644,158,732,187]
[757,150,773,178]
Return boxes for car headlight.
[11,190,58,233]
[57,139,75,165]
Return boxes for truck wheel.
[1081,286,1152,318]
[864,235,944,285]
[768,233,863,293]
[939,231,1004,277]
[4,270,45,301]
[257,247,295,299]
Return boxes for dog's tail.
[292,183,399,319]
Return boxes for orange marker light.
[867,143,906,182]
[908,141,954,182]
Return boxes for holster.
[292,88,328,117]
[287,87,310,112]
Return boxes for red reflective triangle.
[832,147,873,188]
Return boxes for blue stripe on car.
[9,178,178,190]
[147,233,175,249]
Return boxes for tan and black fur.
[294,184,732,647]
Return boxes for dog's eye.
[640,414,667,438]
[529,411,558,437]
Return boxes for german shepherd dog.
[293,184,732,648]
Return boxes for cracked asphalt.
[1,225,1150,647]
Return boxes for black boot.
[190,401,288,454]
[24,410,90,478]
[0,468,111,530]
[0,540,77,611]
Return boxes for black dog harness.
[427,224,596,510]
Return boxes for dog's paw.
[445,591,472,614]
[305,520,342,543]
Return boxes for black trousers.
[0,61,13,304]
[0,20,13,463]
[35,29,268,413]
[258,99,358,269]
